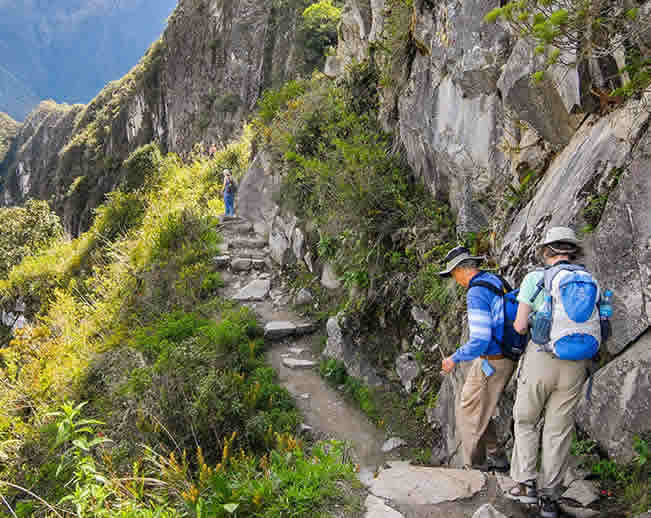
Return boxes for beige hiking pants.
[510,347,588,496]
[457,357,515,467]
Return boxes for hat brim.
[438,254,485,277]
[538,238,581,248]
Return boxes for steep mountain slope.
[0,0,178,120]
[0,111,20,166]
[0,0,305,235]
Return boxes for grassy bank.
[0,137,362,517]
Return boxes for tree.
[0,200,64,279]
[299,0,343,73]
[485,0,650,97]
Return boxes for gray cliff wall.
[0,0,302,236]
[327,0,650,463]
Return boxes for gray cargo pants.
[510,347,588,496]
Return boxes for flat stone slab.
[288,347,306,355]
[264,321,297,339]
[231,258,252,271]
[233,279,271,301]
[364,495,404,518]
[471,504,508,518]
[231,238,267,249]
[282,358,318,369]
[382,437,406,453]
[562,480,600,507]
[368,462,486,506]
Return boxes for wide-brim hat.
[438,246,485,277]
[538,226,581,248]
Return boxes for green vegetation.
[0,200,64,280]
[298,0,342,73]
[484,0,650,98]
[0,137,361,516]
[571,434,650,516]
[320,358,380,422]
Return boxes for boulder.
[295,288,314,306]
[471,504,508,518]
[381,437,406,453]
[576,330,651,462]
[321,263,341,290]
[395,353,421,393]
[497,39,580,147]
[269,228,292,266]
[292,227,306,264]
[236,152,281,235]
[411,306,434,329]
[323,314,383,387]
[230,258,252,272]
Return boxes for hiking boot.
[538,495,559,518]
[485,452,510,472]
[505,479,537,504]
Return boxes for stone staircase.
[214,215,317,345]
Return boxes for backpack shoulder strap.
[469,279,504,297]
[544,263,585,292]
[495,274,513,293]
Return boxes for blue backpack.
[529,263,602,361]
[469,274,528,361]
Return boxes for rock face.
[323,314,383,387]
[576,330,651,462]
[500,101,650,355]
[0,0,303,235]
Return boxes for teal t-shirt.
[517,270,545,312]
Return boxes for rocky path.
[215,216,600,518]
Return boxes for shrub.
[0,200,63,279]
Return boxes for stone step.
[264,321,296,339]
[264,320,319,341]
[230,237,267,249]
[282,358,318,369]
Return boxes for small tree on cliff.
[485,0,650,99]
[299,0,343,73]
[0,200,63,279]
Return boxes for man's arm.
[442,288,492,371]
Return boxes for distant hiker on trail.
[439,246,517,472]
[507,226,607,518]
[208,143,217,158]
[223,169,236,217]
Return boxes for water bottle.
[599,289,613,318]
[599,289,613,342]
[531,293,553,345]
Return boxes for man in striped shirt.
[439,246,515,471]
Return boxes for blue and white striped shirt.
[451,271,505,363]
